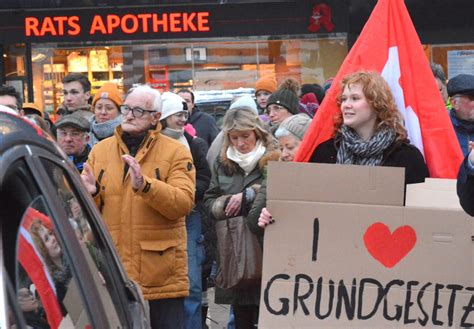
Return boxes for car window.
[38,158,123,328]
[2,219,26,329]
[2,268,27,329]
[16,197,93,328]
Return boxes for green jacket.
[246,177,268,248]
[203,145,279,305]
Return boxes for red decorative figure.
[308,3,335,33]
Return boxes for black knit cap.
[266,78,300,115]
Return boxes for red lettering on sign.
[25,11,210,38]
[53,16,68,35]
[182,12,196,32]
[25,17,40,36]
[121,14,139,34]
[42,17,57,36]
[152,13,169,33]
[90,15,107,34]
[169,13,182,32]
[107,15,120,34]
[137,13,152,33]
[68,16,81,36]
[197,12,210,31]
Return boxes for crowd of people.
[1,64,473,329]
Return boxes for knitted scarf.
[336,125,396,166]
[89,115,123,146]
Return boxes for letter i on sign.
[312,218,319,262]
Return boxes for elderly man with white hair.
[81,84,196,329]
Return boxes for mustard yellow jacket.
[87,124,196,300]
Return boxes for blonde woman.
[203,107,279,329]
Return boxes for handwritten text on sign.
[263,219,474,327]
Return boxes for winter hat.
[56,111,91,132]
[301,92,318,105]
[92,82,122,108]
[299,92,319,117]
[301,83,325,104]
[447,74,474,97]
[229,95,258,114]
[323,78,334,94]
[276,113,312,141]
[161,92,186,120]
[23,102,44,117]
[255,76,277,95]
[266,78,300,115]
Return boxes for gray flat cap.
[447,74,474,97]
[56,112,91,132]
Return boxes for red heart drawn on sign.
[363,222,417,269]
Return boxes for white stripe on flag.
[381,47,425,156]
[19,226,57,295]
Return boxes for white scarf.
[226,140,266,175]
[161,127,190,150]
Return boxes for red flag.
[18,208,63,329]
[295,0,463,178]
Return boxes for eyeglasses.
[173,112,189,120]
[57,130,86,139]
[120,105,156,118]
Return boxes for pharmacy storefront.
[0,0,472,116]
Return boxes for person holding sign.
[203,107,279,329]
[257,72,429,229]
[249,114,312,230]
[309,71,428,185]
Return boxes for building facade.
[0,0,473,115]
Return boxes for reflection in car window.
[4,270,27,329]
[39,158,122,328]
[16,198,91,328]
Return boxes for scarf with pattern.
[336,125,396,166]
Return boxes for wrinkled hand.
[81,163,97,195]
[122,155,144,191]
[258,207,274,229]
[225,192,243,217]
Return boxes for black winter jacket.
[184,132,216,280]
[185,132,211,201]
[309,138,429,185]
[188,107,220,147]
[457,156,474,217]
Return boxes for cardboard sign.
[259,162,474,328]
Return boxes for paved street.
[206,287,231,329]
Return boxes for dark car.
[0,112,149,328]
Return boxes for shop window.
[31,46,124,115]
[32,34,347,115]
[429,43,474,79]
[3,44,28,102]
